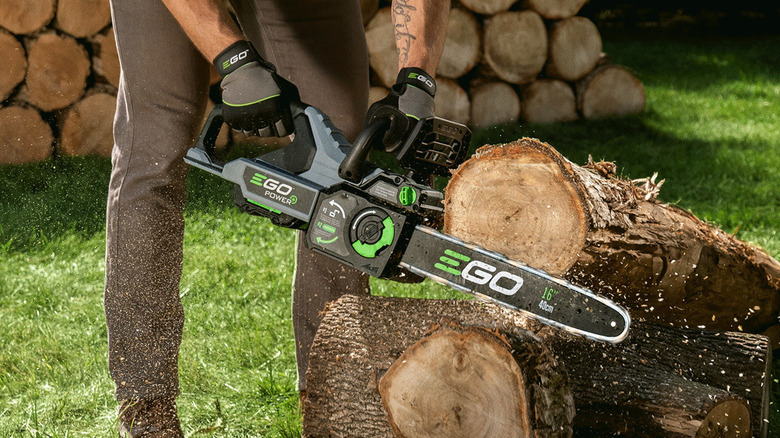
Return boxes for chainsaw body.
[185,101,630,343]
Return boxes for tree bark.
[305,294,769,437]
[433,78,471,126]
[54,0,111,38]
[469,81,521,129]
[0,105,53,164]
[520,79,578,124]
[576,64,646,119]
[545,17,603,82]
[0,0,56,35]
[521,0,588,20]
[437,8,481,80]
[459,0,516,16]
[20,31,91,111]
[0,29,27,102]
[57,91,117,157]
[483,11,548,85]
[443,138,780,338]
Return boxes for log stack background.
[0,0,645,165]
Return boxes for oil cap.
[350,209,395,258]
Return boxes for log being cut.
[444,138,780,341]
[303,295,770,437]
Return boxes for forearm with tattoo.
[391,0,449,74]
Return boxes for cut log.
[57,92,117,157]
[576,64,646,119]
[545,17,602,82]
[20,31,91,111]
[90,27,120,89]
[54,0,111,38]
[304,294,575,438]
[520,79,578,124]
[436,8,481,80]
[365,7,397,88]
[433,78,470,126]
[483,11,548,85]
[444,138,780,337]
[469,81,521,129]
[0,106,53,164]
[458,0,516,16]
[0,0,56,35]
[521,0,588,19]
[0,29,27,102]
[305,294,770,437]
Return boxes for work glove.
[214,40,300,137]
[364,67,436,153]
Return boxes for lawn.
[1,34,778,436]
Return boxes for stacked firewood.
[365,0,646,128]
[1,0,645,165]
[0,0,118,165]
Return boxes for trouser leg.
[228,0,370,391]
[105,0,210,401]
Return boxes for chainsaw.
[185,101,630,343]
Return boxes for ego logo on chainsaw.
[250,173,298,205]
[435,249,524,296]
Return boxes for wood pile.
[365,0,646,128]
[0,0,116,164]
[1,0,645,165]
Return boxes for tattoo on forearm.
[393,0,417,68]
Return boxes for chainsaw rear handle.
[338,117,391,183]
[194,101,310,158]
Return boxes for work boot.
[118,397,183,438]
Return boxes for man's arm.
[392,0,449,73]
[160,0,243,62]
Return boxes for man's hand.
[364,67,436,152]
[214,41,300,137]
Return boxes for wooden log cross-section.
[444,138,780,341]
[304,295,770,437]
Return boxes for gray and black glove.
[364,67,436,153]
[214,41,300,137]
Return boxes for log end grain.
[469,81,521,128]
[523,0,588,20]
[444,138,589,275]
[380,327,532,438]
[459,0,516,15]
[437,8,482,79]
[546,17,603,82]
[58,92,117,157]
[22,31,91,112]
[577,65,646,120]
[520,79,578,124]
[0,106,53,164]
[0,0,56,35]
[54,0,111,38]
[435,78,471,126]
[484,11,548,85]
[0,29,27,102]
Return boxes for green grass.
[1,34,779,436]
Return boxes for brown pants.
[105,0,369,401]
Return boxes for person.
[104,0,448,436]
